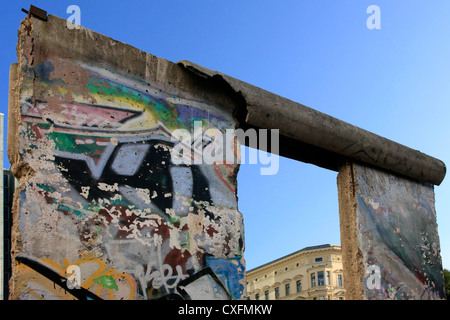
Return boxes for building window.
[317,271,324,286]
[315,257,323,262]
[326,271,330,285]
[265,290,269,300]
[255,293,259,300]
[296,280,302,292]
[285,283,290,296]
[311,273,316,287]
[275,287,280,299]
[337,275,343,287]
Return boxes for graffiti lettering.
[14,56,245,300]
[16,255,102,300]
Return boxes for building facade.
[246,244,345,300]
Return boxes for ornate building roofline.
[246,244,341,275]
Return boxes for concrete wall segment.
[8,15,245,300]
[338,161,446,300]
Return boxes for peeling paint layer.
[354,164,445,300]
[9,16,244,300]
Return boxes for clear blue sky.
[1,1,449,271]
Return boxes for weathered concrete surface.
[338,161,446,300]
[337,162,365,300]
[178,61,446,186]
[8,15,245,300]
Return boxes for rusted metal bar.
[21,5,47,21]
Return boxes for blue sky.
[1,1,449,271]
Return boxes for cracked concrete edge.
[337,161,364,300]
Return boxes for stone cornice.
[247,245,341,277]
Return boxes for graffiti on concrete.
[354,164,445,300]
[14,58,245,300]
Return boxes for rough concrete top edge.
[177,60,446,186]
[20,15,238,115]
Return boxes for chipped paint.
[9,17,245,300]
[354,164,445,300]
